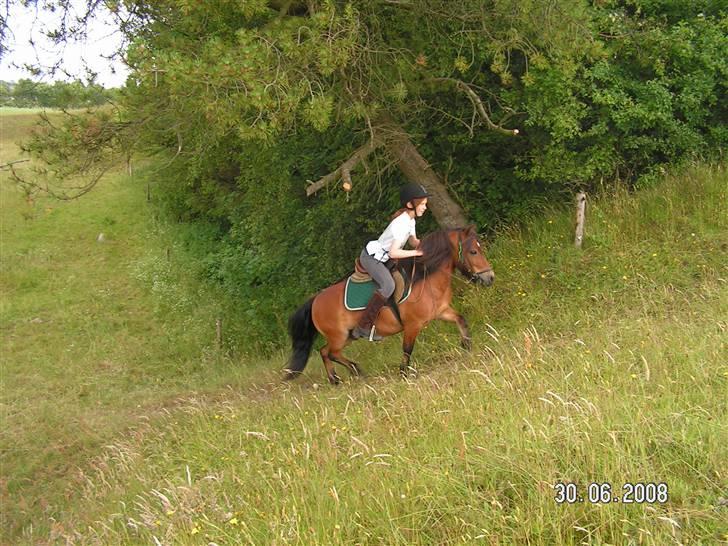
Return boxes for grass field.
[1,109,278,541]
[1,110,726,544]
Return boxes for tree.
[12,1,726,212]
[110,0,594,227]
[12,107,139,199]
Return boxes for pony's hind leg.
[320,330,360,384]
[319,345,341,385]
[331,354,364,378]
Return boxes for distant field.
[0,108,57,161]
[0,107,55,115]
[1,108,726,543]
[0,106,102,116]
[0,107,94,160]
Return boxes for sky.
[1,1,130,88]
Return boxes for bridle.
[404,230,491,307]
[456,233,492,280]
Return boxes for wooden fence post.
[216,318,223,350]
[574,192,587,248]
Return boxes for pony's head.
[410,226,494,286]
[452,225,494,286]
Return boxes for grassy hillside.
[2,109,726,544]
[1,109,279,541]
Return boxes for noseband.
[456,235,492,279]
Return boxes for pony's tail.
[283,297,318,380]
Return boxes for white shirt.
[365,212,416,262]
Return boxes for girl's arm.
[408,235,421,248]
[388,240,423,259]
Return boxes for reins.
[403,256,429,304]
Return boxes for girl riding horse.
[284,193,495,383]
[352,183,430,341]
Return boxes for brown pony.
[284,225,494,384]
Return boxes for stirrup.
[352,325,383,341]
[368,325,383,342]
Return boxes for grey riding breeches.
[359,248,395,298]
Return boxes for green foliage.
[519,5,727,187]
[0,79,112,108]
[149,122,405,350]
[304,94,335,131]
[14,106,136,199]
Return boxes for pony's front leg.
[438,307,471,351]
[400,324,423,378]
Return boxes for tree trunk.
[388,132,469,228]
[306,116,470,229]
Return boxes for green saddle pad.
[344,276,412,311]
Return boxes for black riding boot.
[351,292,388,341]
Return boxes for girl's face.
[414,198,428,217]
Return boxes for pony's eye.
[469,250,477,255]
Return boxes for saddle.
[344,258,412,311]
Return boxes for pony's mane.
[398,228,458,284]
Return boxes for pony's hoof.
[328,374,342,385]
[461,337,472,351]
[399,365,417,380]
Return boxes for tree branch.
[10,162,104,201]
[432,77,519,136]
[306,135,383,196]
[0,159,30,170]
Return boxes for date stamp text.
[554,482,669,504]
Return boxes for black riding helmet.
[400,183,430,208]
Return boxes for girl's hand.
[414,249,424,257]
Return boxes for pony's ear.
[464,224,478,236]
